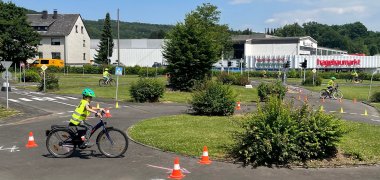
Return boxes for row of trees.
[274,22,380,55]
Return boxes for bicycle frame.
[88,118,115,145]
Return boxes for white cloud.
[229,0,253,5]
[265,5,368,26]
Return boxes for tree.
[369,44,379,55]
[94,13,114,65]
[0,2,40,65]
[149,29,166,39]
[163,3,231,91]
[275,23,305,37]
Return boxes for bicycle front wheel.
[97,128,128,158]
[46,129,75,158]
[333,90,343,99]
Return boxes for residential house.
[27,10,90,65]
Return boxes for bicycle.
[98,77,114,87]
[345,77,363,83]
[45,110,128,158]
[319,84,343,99]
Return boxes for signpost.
[115,66,123,102]
[41,65,48,92]
[312,68,316,86]
[1,61,13,109]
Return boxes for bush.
[21,70,41,82]
[217,73,236,85]
[302,75,322,86]
[190,81,237,116]
[231,97,345,167]
[257,81,286,101]
[38,73,59,91]
[233,74,250,86]
[130,78,165,102]
[370,91,380,102]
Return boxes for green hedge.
[257,81,286,101]
[231,97,345,167]
[129,78,165,102]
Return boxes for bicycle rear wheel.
[97,128,128,158]
[99,79,105,87]
[46,129,75,158]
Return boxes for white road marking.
[0,145,20,153]
[350,113,358,115]
[64,96,78,100]
[49,101,76,107]
[372,115,380,118]
[31,97,44,101]
[57,112,64,115]
[55,97,68,100]
[8,99,20,103]
[67,111,74,113]
[43,97,56,101]
[19,98,32,102]
[329,111,336,113]
[371,119,380,122]
[29,92,44,95]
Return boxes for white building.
[27,10,91,65]
[245,36,347,56]
[90,39,165,67]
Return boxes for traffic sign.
[115,66,123,76]
[41,64,48,71]
[26,59,35,64]
[2,71,12,80]
[312,69,316,73]
[1,61,12,69]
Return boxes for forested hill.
[84,19,174,39]
[273,22,380,55]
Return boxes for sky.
[6,0,380,32]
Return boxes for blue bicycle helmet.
[82,88,96,97]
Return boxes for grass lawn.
[372,103,380,112]
[24,74,258,103]
[128,114,380,165]
[0,106,19,120]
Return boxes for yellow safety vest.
[70,99,91,125]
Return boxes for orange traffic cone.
[298,94,301,100]
[105,109,112,118]
[353,98,357,104]
[168,157,185,179]
[26,132,38,148]
[304,96,308,103]
[236,102,241,110]
[199,146,212,165]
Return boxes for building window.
[76,25,78,33]
[83,53,86,60]
[81,26,84,34]
[83,40,86,47]
[41,60,49,64]
[52,52,61,59]
[51,38,60,45]
[38,52,43,58]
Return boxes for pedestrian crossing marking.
[64,96,77,100]
[8,99,20,103]
[19,98,32,102]
[43,97,56,101]
[55,97,68,100]
[31,97,44,101]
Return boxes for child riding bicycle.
[103,68,111,84]
[69,88,104,148]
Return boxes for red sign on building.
[317,59,360,67]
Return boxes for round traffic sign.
[2,71,12,80]
[312,69,317,73]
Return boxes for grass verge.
[24,74,258,103]
[128,114,380,166]
[0,106,19,120]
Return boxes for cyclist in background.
[103,68,110,83]
[327,77,336,97]
[351,70,359,82]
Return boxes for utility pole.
[107,37,110,65]
[115,8,120,103]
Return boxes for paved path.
[0,87,380,179]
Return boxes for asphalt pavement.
[0,86,380,180]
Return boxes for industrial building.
[90,39,165,67]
